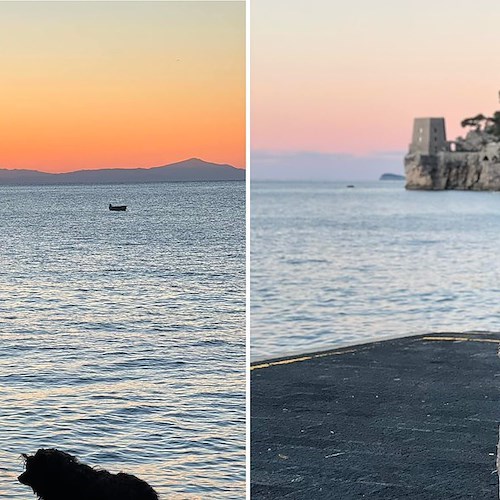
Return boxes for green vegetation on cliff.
[461,111,500,139]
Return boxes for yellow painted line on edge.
[422,336,500,344]
[252,337,500,372]
[315,349,357,358]
[251,349,358,371]
[251,356,312,371]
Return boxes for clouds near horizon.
[251,150,405,181]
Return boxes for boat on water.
[109,204,127,211]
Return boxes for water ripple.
[0,182,245,499]
[252,181,500,360]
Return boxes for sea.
[251,180,500,361]
[0,181,245,499]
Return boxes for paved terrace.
[251,332,500,499]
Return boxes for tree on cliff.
[461,112,500,139]
[485,111,500,138]
[461,114,487,129]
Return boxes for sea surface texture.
[252,180,500,360]
[0,181,245,499]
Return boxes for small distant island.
[0,158,245,185]
[380,173,405,181]
[405,99,500,190]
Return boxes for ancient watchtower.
[409,117,448,155]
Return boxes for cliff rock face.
[405,143,500,190]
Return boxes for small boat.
[109,204,127,211]
[346,185,355,188]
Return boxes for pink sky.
[252,0,500,157]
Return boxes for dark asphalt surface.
[251,332,500,499]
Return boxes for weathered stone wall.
[409,117,448,155]
[405,143,500,190]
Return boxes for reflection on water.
[251,180,500,360]
[0,182,245,498]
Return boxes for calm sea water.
[251,180,500,360]
[0,181,245,499]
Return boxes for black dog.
[18,448,159,500]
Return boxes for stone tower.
[409,117,448,155]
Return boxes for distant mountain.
[0,158,245,185]
[380,173,405,181]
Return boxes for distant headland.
[405,104,500,190]
[380,173,405,181]
[0,158,245,185]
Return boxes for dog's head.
[18,449,87,498]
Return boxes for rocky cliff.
[405,139,500,190]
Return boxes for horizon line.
[0,157,246,175]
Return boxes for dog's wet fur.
[18,448,159,500]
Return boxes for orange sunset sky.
[0,1,245,173]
